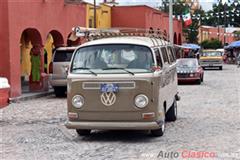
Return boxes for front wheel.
[166,99,177,122]
[196,79,201,85]
[76,129,91,136]
[151,120,165,137]
[201,74,204,82]
[151,110,165,137]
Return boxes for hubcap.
[161,121,165,133]
[162,115,165,132]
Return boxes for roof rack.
[69,27,170,46]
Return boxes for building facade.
[199,25,240,45]
[86,3,111,28]
[0,1,183,98]
[0,0,86,97]
[111,5,182,45]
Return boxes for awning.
[181,43,201,50]
[226,40,240,49]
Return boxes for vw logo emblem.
[100,92,116,106]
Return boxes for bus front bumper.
[65,120,162,130]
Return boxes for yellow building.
[86,3,111,29]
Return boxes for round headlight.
[135,94,149,109]
[72,95,84,108]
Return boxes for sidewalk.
[9,89,54,103]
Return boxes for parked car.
[199,50,223,70]
[65,31,180,137]
[177,58,204,84]
[49,47,77,97]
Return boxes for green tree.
[160,0,205,43]
[233,31,240,40]
[201,1,240,27]
[200,39,222,49]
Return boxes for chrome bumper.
[49,78,67,87]
[65,121,162,130]
[200,64,222,67]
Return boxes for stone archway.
[178,33,182,45]
[50,30,64,47]
[174,32,177,44]
[44,30,64,73]
[20,28,47,93]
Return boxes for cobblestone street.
[1,64,240,160]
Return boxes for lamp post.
[94,0,97,28]
[169,0,174,44]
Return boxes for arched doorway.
[44,30,64,73]
[174,32,177,44]
[178,33,182,45]
[164,30,168,41]
[20,28,45,93]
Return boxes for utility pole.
[94,0,97,28]
[224,2,227,46]
[217,0,220,40]
[169,0,174,44]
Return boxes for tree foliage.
[160,0,204,43]
[200,39,223,49]
[201,2,240,27]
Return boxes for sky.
[84,0,222,11]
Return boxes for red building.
[199,25,240,45]
[111,5,182,45]
[0,0,86,97]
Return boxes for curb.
[9,90,54,103]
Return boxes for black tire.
[219,66,222,70]
[151,120,165,137]
[166,99,177,122]
[201,74,204,82]
[196,79,201,85]
[151,108,166,137]
[54,87,66,97]
[76,129,91,136]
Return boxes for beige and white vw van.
[65,31,180,137]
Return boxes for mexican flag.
[182,8,192,27]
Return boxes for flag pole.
[169,0,174,44]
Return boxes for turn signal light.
[68,112,78,119]
[142,112,155,119]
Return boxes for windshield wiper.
[72,67,97,76]
[102,67,135,75]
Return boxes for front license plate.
[100,83,119,93]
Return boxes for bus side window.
[167,46,175,63]
[154,48,163,67]
[171,47,177,61]
[160,47,170,64]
